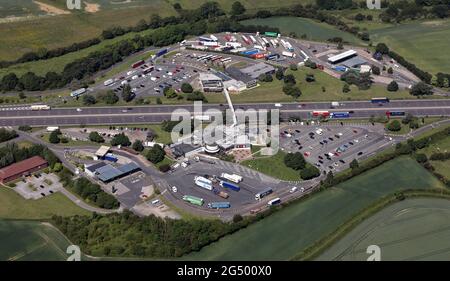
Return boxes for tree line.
[0,142,59,170]
[58,168,120,210]
[0,128,18,143]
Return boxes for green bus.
[264,32,278,37]
[183,195,204,206]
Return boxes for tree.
[146,144,165,164]
[132,140,144,152]
[181,83,193,93]
[232,214,243,223]
[305,74,315,82]
[371,65,381,75]
[82,94,96,105]
[300,165,320,180]
[98,90,119,104]
[284,152,306,170]
[387,120,402,131]
[231,1,246,16]
[354,13,365,21]
[349,159,359,169]
[415,153,428,163]
[122,84,134,102]
[89,131,105,143]
[49,130,60,144]
[283,74,296,85]
[275,68,284,80]
[375,43,389,55]
[173,3,182,10]
[431,4,449,19]
[111,133,131,146]
[342,83,351,93]
[387,80,399,92]
[1,73,19,91]
[410,82,433,96]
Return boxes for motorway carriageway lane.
[1,107,450,126]
[1,99,450,117]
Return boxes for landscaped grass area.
[317,198,450,260]
[0,187,90,220]
[368,19,450,74]
[39,132,100,147]
[206,67,413,104]
[242,150,301,181]
[240,16,363,45]
[183,157,445,260]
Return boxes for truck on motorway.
[220,173,242,183]
[194,176,213,191]
[220,180,240,192]
[331,101,340,108]
[255,188,273,200]
[31,105,51,111]
[268,198,281,206]
[386,110,406,116]
[330,112,350,118]
[207,202,231,209]
[183,195,204,206]
[312,111,330,118]
[371,97,390,103]
[281,51,296,58]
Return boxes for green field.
[417,133,450,180]
[242,150,301,181]
[369,19,450,74]
[241,16,363,45]
[317,198,450,261]
[0,187,90,219]
[183,157,445,260]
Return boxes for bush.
[146,144,165,164]
[387,80,399,92]
[386,120,402,132]
[111,133,131,146]
[159,164,171,172]
[300,165,320,180]
[89,131,105,143]
[82,94,96,105]
[289,64,298,71]
[410,82,433,96]
[132,140,144,152]
[284,152,306,170]
[181,83,193,93]
[0,128,18,143]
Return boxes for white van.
[274,103,282,107]
[290,186,298,193]
[151,199,160,205]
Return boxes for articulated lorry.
[220,173,243,184]
[194,176,213,191]
[220,180,240,192]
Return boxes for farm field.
[183,157,445,260]
[0,220,81,261]
[417,135,450,180]
[0,1,307,62]
[317,198,450,261]
[0,186,90,219]
[240,16,363,45]
[368,19,450,74]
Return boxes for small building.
[225,67,257,89]
[95,162,140,183]
[340,56,368,69]
[170,143,204,158]
[239,62,275,80]
[0,156,48,183]
[95,146,110,159]
[328,50,357,64]
[199,73,223,92]
[85,162,107,178]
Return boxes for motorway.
[1,99,450,126]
